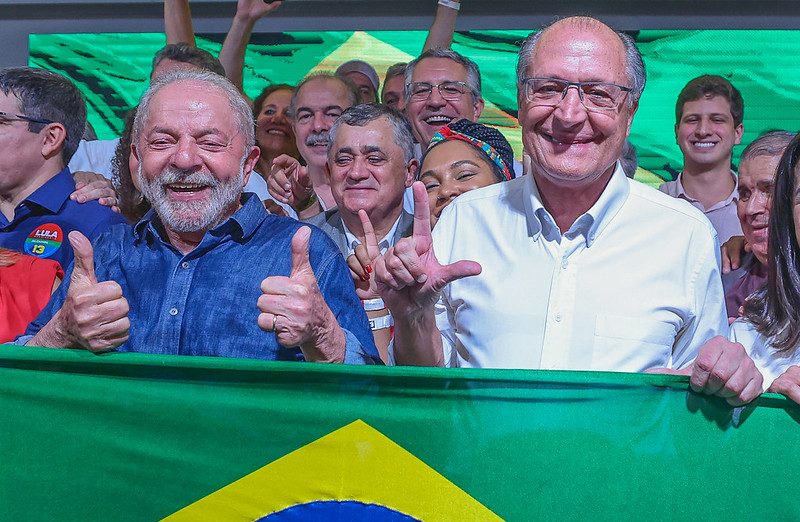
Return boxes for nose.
[312,111,328,132]
[170,136,202,171]
[426,86,447,108]
[553,85,588,127]
[746,190,768,216]
[695,117,711,136]
[436,178,461,205]
[347,157,370,182]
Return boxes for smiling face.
[328,117,415,227]
[381,74,406,111]
[738,153,780,265]
[255,88,298,160]
[518,22,637,188]
[134,80,259,233]
[405,57,484,145]
[676,95,743,171]
[292,77,354,169]
[419,140,499,227]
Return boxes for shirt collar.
[523,162,630,247]
[343,213,402,255]
[673,171,739,209]
[133,192,266,245]
[24,166,74,214]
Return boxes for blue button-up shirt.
[0,167,126,269]
[24,194,380,364]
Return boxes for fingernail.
[416,274,428,284]
[365,265,372,274]
[361,273,370,282]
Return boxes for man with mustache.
[722,131,794,320]
[266,74,359,218]
[20,70,380,365]
[362,16,761,404]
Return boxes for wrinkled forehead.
[527,23,628,83]
[740,153,782,186]
[144,81,236,128]
[297,77,351,108]
[412,57,468,83]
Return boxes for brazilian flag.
[0,346,798,520]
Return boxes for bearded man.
[21,69,380,365]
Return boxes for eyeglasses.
[0,111,54,127]
[407,81,470,102]
[522,77,632,112]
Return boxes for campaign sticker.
[24,223,64,258]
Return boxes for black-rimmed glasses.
[0,111,55,127]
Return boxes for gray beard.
[137,162,245,234]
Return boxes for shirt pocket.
[591,314,677,372]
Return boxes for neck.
[679,161,734,209]
[163,201,241,255]
[533,167,614,234]
[307,163,335,209]
[0,163,62,221]
[342,205,402,244]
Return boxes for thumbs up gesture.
[40,231,130,352]
[257,227,346,362]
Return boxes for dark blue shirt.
[24,193,380,364]
[0,167,126,269]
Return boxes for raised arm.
[165,0,196,45]
[423,0,461,51]
[361,182,481,366]
[219,0,284,100]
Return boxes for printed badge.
[24,223,64,258]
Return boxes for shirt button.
[554,312,562,322]
[169,307,178,316]
[181,261,190,269]
[561,259,569,269]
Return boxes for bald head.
[516,17,646,103]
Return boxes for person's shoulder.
[628,179,716,233]
[304,208,340,228]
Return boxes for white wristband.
[369,314,394,331]
[362,297,386,311]
[438,0,460,11]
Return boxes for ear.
[241,145,260,188]
[734,123,744,145]
[624,100,639,138]
[472,96,485,121]
[324,161,332,182]
[40,122,67,161]
[404,158,419,188]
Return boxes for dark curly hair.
[111,106,150,224]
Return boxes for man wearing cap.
[336,60,380,104]
[359,17,761,406]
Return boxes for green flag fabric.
[0,346,797,520]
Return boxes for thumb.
[290,226,312,277]
[433,260,482,292]
[296,165,310,187]
[68,231,97,286]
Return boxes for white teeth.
[169,184,205,190]
[424,116,453,124]
[267,129,287,135]
[693,142,716,148]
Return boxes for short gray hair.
[288,72,359,120]
[404,48,483,103]
[516,17,646,105]
[741,130,796,163]
[133,69,255,149]
[328,103,415,164]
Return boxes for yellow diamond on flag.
[163,419,501,521]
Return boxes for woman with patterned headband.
[418,119,514,227]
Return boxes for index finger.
[358,209,381,261]
[411,181,432,241]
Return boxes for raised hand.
[720,235,748,273]
[44,231,130,351]
[360,181,481,317]
[647,336,763,406]
[346,243,376,300]
[70,171,119,211]
[257,227,345,362]
[236,0,283,21]
[268,154,313,208]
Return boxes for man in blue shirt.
[24,69,379,364]
[0,67,126,269]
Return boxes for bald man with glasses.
[357,17,763,403]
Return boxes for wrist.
[304,309,346,363]
[438,0,461,10]
[293,191,317,212]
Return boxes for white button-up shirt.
[729,320,800,390]
[431,164,727,370]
